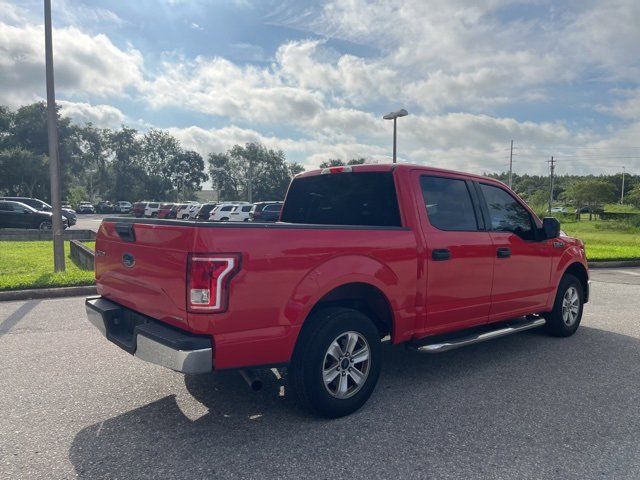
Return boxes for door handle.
[432,249,451,261]
[496,247,511,258]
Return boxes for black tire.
[288,307,382,418]
[220,217,229,222]
[38,220,52,230]
[151,212,158,218]
[543,273,584,337]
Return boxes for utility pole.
[44,0,65,271]
[548,156,555,214]
[508,139,514,188]
[621,166,626,204]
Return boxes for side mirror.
[542,217,560,239]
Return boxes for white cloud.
[58,100,126,128]
[0,18,143,106]
[145,55,325,123]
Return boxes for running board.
[410,317,546,354]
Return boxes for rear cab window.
[280,172,401,226]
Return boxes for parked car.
[132,202,147,218]
[209,203,236,221]
[114,201,132,214]
[229,204,253,222]
[0,196,77,226]
[250,202,283,222]
[195,202,218,220]
[144,202,161,218]
[76,202,95,214]
[176,202,200,220]
[157,203,175,219]
[167,203,185,219]
[550,207,568,214]
[87,164,589,418]
[0,200,68,230]
[95,201,114,213]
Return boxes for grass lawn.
[561,221,640,261]
[0,241,96,291]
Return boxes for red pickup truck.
[86,164,589,417]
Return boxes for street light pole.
[383,109,408,163]
[621,166,626,204]
[44,0,65,272]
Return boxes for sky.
[1,0,639,178]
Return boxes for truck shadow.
[69,326,640,479]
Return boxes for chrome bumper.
[86,296,212,374]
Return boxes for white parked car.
[144,202,160,217]
[176,202,200,220]
[209,204,236,222]
[228,204,253,222]
[551,207,568,214]
[115,201,132,213]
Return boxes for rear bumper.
[85,296,213,374]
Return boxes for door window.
[420,176,479,231]
[479,183,535,240]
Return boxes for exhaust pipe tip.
[239,369,263,391]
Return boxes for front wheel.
[38,220,52,230]
[544,273,584,337]
[288,307,381,418]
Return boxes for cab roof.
[296,163,503,185]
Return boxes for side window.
[242,206,252,212]
[222,206,233,212]
[420,176,478,231]
[0,203,13,211]
[479,183,535,240]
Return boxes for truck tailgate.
[95,221,196,329]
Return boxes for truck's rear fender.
[284,254,416,344]
[545,248,589,310]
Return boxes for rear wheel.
[38,220,52,230]
[289,307,381,418]
[544,273,584,337]
[220,217,229,222]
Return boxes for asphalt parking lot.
[1,269,640,479]
[69,214,119,232]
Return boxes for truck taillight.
[187,254,240,313]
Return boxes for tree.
[319,158,366,168]
[626,188,640,209]
[140,129,181,200]
[561,179,616,220]
[208,142,303,201]
[0,147,48,197]
[167,150,208,200]
[106,127,145,201]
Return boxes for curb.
[0,285,97,302]
[588,260,640,269]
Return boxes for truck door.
[475,182,553,322]
[415,173,495,336]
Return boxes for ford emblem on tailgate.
[122,253,135,268]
